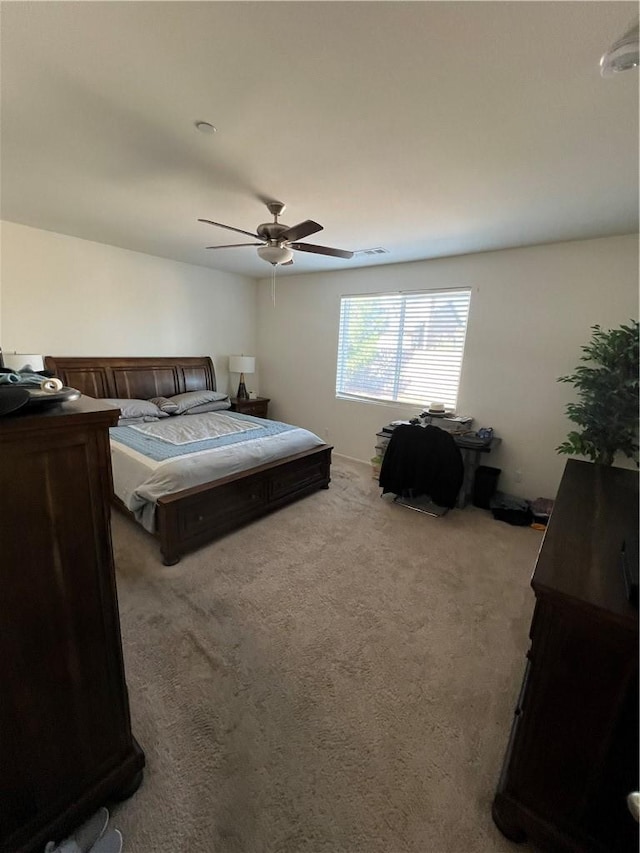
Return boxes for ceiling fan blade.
[205,243,264,249]
[281,259,295,266]
[198,218,261,240]
[281,220,323,242]
[290,242,354,259]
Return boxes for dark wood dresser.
[493,459,639,852]
[0,397,144,853]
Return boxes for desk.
[454,436,501,508]
[376,426,501,509]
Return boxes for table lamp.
[229,355,255,400]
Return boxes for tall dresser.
[493,459,639,852]
[0,397,144,853]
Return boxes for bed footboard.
[155,444,332,565]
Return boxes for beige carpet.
[111,456,539,853]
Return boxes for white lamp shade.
[3,353,45,372]
[228,355,255,374]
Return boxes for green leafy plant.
[557,320,639,466]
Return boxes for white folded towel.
[41,377,64,393]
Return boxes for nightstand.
[229,396,270,418]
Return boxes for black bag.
[490,491,533,526]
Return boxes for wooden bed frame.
[44,356,332,564]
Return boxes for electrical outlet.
[515,469,523,483]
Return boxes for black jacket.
[379,424,464,508]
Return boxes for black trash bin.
[472,465,501,509]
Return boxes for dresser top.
[533,459,639,628]
[0,394,119,434]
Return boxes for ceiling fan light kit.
[199,200,354,267]
[257,245,294,265]
[194,120,217,134]
[600,19,639,77]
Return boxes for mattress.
[109,411,325,532]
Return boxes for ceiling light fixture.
[194,121,217,134]
[200,200,353,270]
[257,244,294,266]
[600,19,639,77]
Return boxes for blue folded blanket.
[0,371,48,386]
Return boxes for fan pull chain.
[271,264,276,307]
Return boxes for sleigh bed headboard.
[43,356,216,400]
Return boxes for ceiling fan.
[199,201,353,266]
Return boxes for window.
[336,288,471,409]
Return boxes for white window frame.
[335,287,472,409]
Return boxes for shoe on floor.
[88,829,122,853]
[44,807,109,853]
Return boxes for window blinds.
[336,289,471,409]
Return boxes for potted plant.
[557,320,639,466]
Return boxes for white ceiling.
[1,1,638,279]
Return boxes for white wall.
[3,224,636,500]
[1,221,258,396]
[257,235,639,500]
